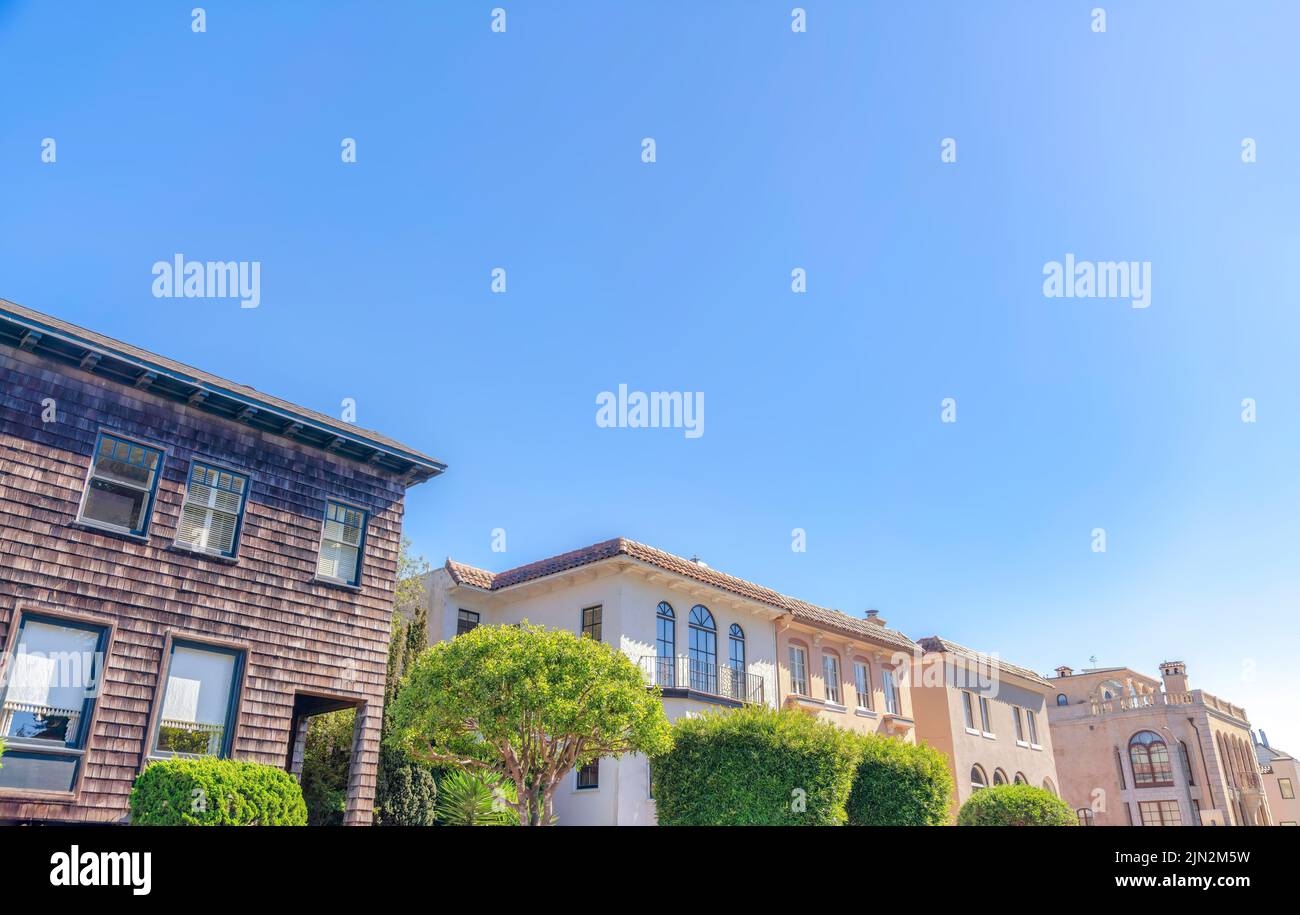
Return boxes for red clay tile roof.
[918,636,1051,686]
[445,537,917,651]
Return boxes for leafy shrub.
[300,709,356,826]
[434,770,519,826]
[956,784,1076,826]
[651,705,860,825]
[375,748,439,826]
[129,757,307,826]
[846,735,954,826]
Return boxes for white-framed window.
[853,661,872,710]
[1013,707,1025,742]
[962,690,976,729]
[1027,710,1040,745]
[882,668,900,715]
[77,432,164,536]
[789,645,808,696]
[978,695,992,734]
[316,500,367,586]
[1281,778,1295,800]
[823,653,841,704]
[970,765,988,791]
[175,462,249,557]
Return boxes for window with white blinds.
[175,463,249,557]
[317,500,367,586]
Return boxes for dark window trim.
[174,460,251,559]
[456,609,481,636]
[576,759,599,790]
[580,605,602,641]
[75,430,167,538]
[316,499,368,587]
[139,631,250,771]
[0,606,116,801]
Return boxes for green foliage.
[846,734,954,826]
[129,757,307,826]
[300,709,356,826]
[956,784,1077,826]
[651,705,861,825]
[387,622,672,825]
[374,747,439,826]
[434,770,519,826]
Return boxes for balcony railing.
[641,656,765,706]
[1084,689,1248,723]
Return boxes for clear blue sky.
[2,2,1297,750]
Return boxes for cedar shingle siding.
[0,336,424,824]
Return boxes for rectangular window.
[576,760,599,790]
[883,668,900,716]
[822,654,841,704]
[1281,778,1295,800]
[978,695,992,733]
[1026,710,1039,745]
[175,463,249,557]
[456,609,480,636]
[581,606,602,641]
[316,501,367,586]
[962,691,975,729]
[1139,800,1182,826]
[151,641,243,758]
[1013,707,1025,741]
[789,646,808,696]
[0,614,108,793]
[77,433,163,536]
[853,662,872,710]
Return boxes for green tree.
[956,784,1077,826]
[299,708,356,826]
[846,734,954,826]
[373,747,439,826]
[387,622,672,826]
[651,705,860,825]
[434,770,519,826]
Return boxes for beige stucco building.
[911,637,1060,821]
[419,537,920,825]
[1046,661,1270,826]
[1255,733,1298,826]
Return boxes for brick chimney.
[864,609,885,626]
[1159,661,1189,694]
[1054,666,1073,678]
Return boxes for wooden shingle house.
[0,299,443,824]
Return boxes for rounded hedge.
[651,705,860,825]
[375,749,439,826]
[956,784,1076,826]
[129,757,307,826]
[846,735,954,826]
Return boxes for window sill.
[167,544,240,565]
[1030,743,1044,751]
[1016,739,1030,748]
[69,519,151,543]
[313,575,362,593]
[965,727,981,737]
[855,708,877,718]
[824,701,847,713]
[981,732,997,740]
[0,787,78,805]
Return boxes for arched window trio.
[656,601,747,699]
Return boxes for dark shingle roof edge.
[0,298,445,485]
[918,636,1052,687]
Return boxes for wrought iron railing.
[641,656,765,705]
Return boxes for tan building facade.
[775,608,917,741]
[1255,733,1299,826]
[1047,661,1270,826]
[912,637,1060,820]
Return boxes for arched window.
[655,602,675,687]
[970,765,988,791]
[993,768,1008,786]
[1042,777,1057,795]
[1129,730,1173,786]
[727,624,746,701]
[1013,772,1027,785]
[1056,693,1068,706]
[688,605,717,694]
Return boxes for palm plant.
[434,770,520,826]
